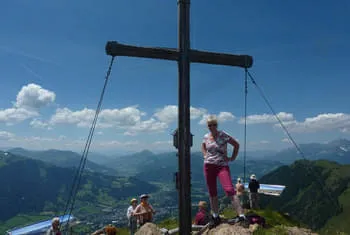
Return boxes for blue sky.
[0,0,349,155]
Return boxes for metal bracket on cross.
[172,128,193,149]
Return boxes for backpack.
[246,214,266,227]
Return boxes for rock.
[201,223,252,235]
[134,222,319,235]
[284,226,319,235]
[135,223,163,235]
[249,224,260,233]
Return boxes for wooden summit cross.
[105,0,253,234]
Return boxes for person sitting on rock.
[194,201,210,225]
[133,194,156,227]
[92,224,118,235]
[46,217,61,235]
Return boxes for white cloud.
[152,140,172,146]
[154,105,207,124]
[191,107,208,119]
[154,105,178,123]
[0,83,55,125]
[49,106,168,136]
[48,105,211,136]
[218,112,236,122]
[23,136,57,142]
[199,112,236,125]
[236,111,350,134]
[100,107,146,127]
[238,112,294,125]
[277,113,350,133]
[0,133,142,151]
[30,119,52,130]
[0,131,15,140]
[50,106,146,129]
[341,128,350,133]
[50,108,95,127]
[199,115,210,125]
[281,138,292,143]
[0,108,38,124]
[58,135,66,140]
[124,118,168,136]
[15,83,55,110]
[97,140,139,147]
[248,140,271,146]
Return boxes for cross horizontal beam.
[105,41,253,68]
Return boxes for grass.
[0,208,318,235]
[319,187,350,235]
[157,218,179,230]
[253,225,290,235]
[219,207,308,235]
[147,208,306,235]
[71,224,130,235]
[250,208,301,227]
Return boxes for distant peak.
[8,147,27,152]
[328,138,350,146]
[138,149,154,155]
[46,149,74,153]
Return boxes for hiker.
[236,178,245,207]
[92,224,118,235]
[201,115,246,228]
[248,174,260,209]
[46,217,62,235]
[126,198,138,235]
[133,194,156,227]
[194,201,210,225]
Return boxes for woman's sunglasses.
[208,124,217,127]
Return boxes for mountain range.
[1,138,350,234]
[6,138,349,173]
[265,138,350,164]
[7,147,116,175]
[100,150,284,184]
[4,138,350,189]
[259,159,350,234]
[0,151,157,226]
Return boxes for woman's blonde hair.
[206,115,218,124]
[51,217,60,225]
[198,201,207,208]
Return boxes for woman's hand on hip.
[227,155,236,162]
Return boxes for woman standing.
[236,178,245,207]
[133,194,156,227]
[201,115,246,228]
[126,198,138,235]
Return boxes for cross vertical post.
[177,0,192,235]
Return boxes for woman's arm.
[150,205,156,214]
[228,137,240,161]
[91,229,104,235]
[133,206,142,216]
[201,143,207,159]
[133,211,147,216]
[127,207,132,219]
